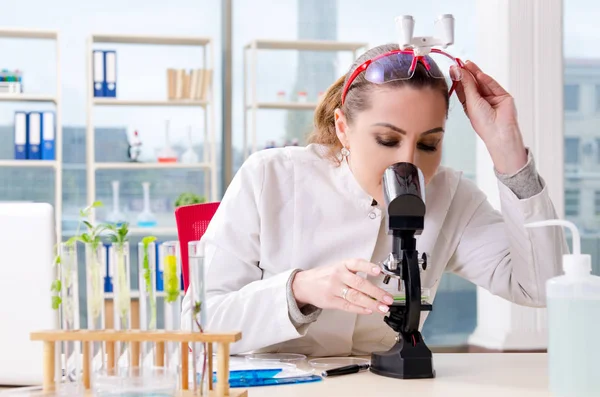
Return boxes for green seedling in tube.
[51,201,105,310]
[106,222,131,325]
[142,236,157,329]
[164,253,179,303]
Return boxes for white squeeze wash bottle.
[525,219,600,397]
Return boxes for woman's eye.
[376,137,399,147]
[418,143,438,152]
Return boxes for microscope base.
[370,337,435,379]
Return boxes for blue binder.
[14,111,27,160]
[103,50,117,97]
[27,112,42,160]
[41,111,55,160]
[93,50,104,97]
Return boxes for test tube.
[59,242,80,384]
[138,239,157,370]
[112,242,132,367]
[189,240,208,395]
[162,241,181,375]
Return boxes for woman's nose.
[395,144,417,164]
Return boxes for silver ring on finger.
[341,287,349,301]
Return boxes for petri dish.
[93,366,177,397]
[308,357,370,370]
[245,353,307,364]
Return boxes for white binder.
[93,50,104,97]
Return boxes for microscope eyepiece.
[382,162,426,233]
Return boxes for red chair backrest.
[175,202,220,292]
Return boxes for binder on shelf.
[166,68,212,101]
[175,69,184,99]
[41,111,55,160]
[93,50,104,97]
[189,69,199,99]
[201,69,213,101]
[103,50,117,98]
[167,69,176,100]
[14,111,27,160]
[27,112,42,160]
[182,70,191,100]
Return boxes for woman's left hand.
[453,61,527,175]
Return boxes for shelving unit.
[0,28,63,240]
[0,160,57,168]
[94,162,212,170]
[94,98,208,107]
[61,226,178,238]
[243,39,368,158]
[85,33,217,227]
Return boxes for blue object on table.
[211,369,322,388]
[229,375,322,388]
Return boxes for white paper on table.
[214,355,317,379]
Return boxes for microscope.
[370,162,435,379]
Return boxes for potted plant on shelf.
[174,192,206,208]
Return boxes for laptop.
[0,203,58,386]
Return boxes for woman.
[181,43,567,356]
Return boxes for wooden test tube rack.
[29,330,247,397]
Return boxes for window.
[234,0,479,348]
[3,0,478,348]
[565,137,580,164]
[564,84,580,111]
[565,189,580,217]
[564,1,600,276]
[595,191,600,216]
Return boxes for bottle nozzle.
[525,219,580,255]
[525,219,591,275]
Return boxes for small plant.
[164,252,179,303]
[105,222,130,326]
[51,201,105,310]
[174,192,206,208]
[192,300,208,390]
[141,235,157,329]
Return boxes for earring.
[341,147,350,157]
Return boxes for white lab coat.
[181,143,567,356]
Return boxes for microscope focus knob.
[419,253,428,271]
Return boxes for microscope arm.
[403,250,423,334]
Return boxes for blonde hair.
[307,43,449,164]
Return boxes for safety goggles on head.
[340,48,465,106]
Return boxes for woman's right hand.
[291,259,395,315]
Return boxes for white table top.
[246,353,551,397]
